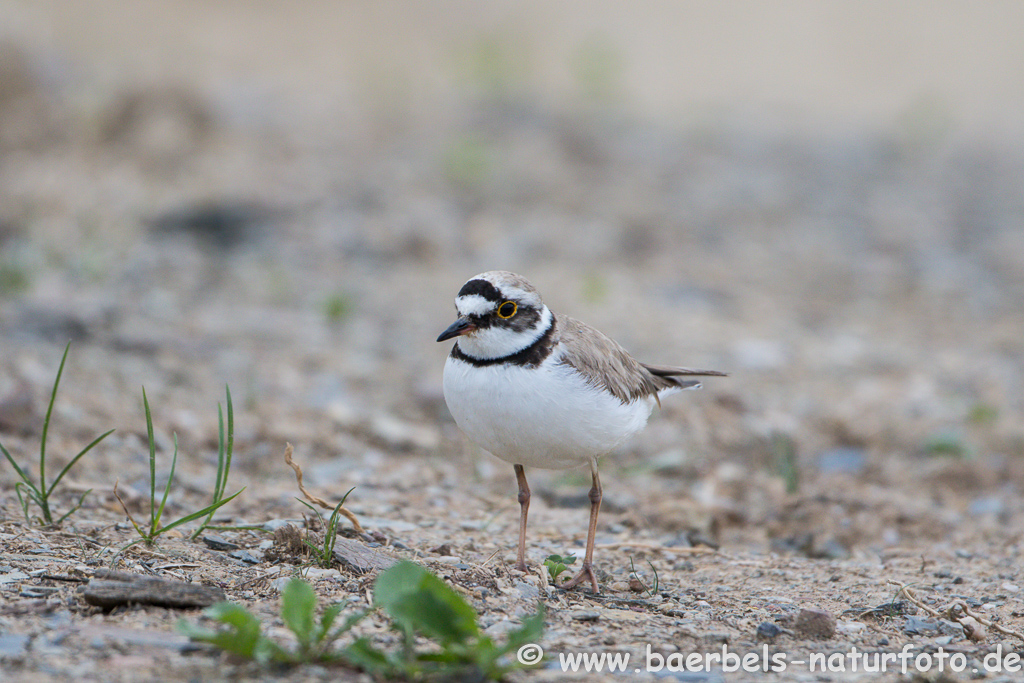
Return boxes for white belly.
[442,354,656,469]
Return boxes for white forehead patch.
[495,284,536,304]
[455,294,495,317]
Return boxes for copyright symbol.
[517,643,544,666]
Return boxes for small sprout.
[0,261,30,296]
[628,557,659,598]
[580,272,609,305]
[543,553,578,584]
[968,403,999,426]
[191,387,242,539]
[771,431,799,494]
[116,387,244,546]
[442,136,493,190]
[298,487,356,568]
[1,343,113,525]
[923,432,967,459]
[323,292,352,324]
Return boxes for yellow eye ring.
[496,301,517,319]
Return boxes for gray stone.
[0,634,30,659]
[514,581,540,602]
[817,447,867,474]
[968,496,1005,517]
[903,615,939,635]
[756,621,782,642]
[571,610,601,622]
[202,534,240,551]
[0,570,29,585]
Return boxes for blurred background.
[2,1,1023,558]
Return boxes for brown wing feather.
[641,364,728,378]
[557,316,725,404]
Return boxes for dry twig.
[284,442,363,533]
[888,580,1024,643]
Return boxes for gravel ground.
[2,6,1024,682]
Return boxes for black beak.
[437,317,475,342]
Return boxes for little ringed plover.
[437,270,725,592]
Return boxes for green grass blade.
[296,498,326,527]
[14,483,33,522]
[1,441,40,493]
[213,402,225,501]
[153,433,179,533]
[39,342,72,499]
[143,388,157,530]
[45,429,114,498]
[222,386,233,499]
[194,386,235,539]
[57,488,92,525]
[156,487,245,537]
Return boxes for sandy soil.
[2,4,1024,682]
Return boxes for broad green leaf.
[374,561,479,645]
[318,602,344,639]
[177,602,264,659]
[281,578,317,647]
[343,638,400,675]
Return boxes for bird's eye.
[496,301,517,319]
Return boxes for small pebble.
[572,611,601,622]
[938,619,965,639]
[201,534,240,551]
[755,622,781,642]
[230,549,261,565]
[514,581,540,601]
[903,615,938,635]
[836,620,866,635]
[817,446,867,474]
[794,606,837,639]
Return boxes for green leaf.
[344,638,400,676]
[155,488,245,536]
[1,441,39,493]
[45,429,114,498]
[325,608,369,645]
[318,602,344,640]
[374,561,479,645]
[56,488,92,525]
[178,602,264,659]
[504,606,545,651]
[38,343,72,503]
[281,578,317,649]
[153,432,179,533]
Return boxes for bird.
[437,271,726,592]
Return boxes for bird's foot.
[557,561,600,593]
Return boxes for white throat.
[456,306,553,360]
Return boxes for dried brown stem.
[888,580,1024,643]
[284,442,363,533]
